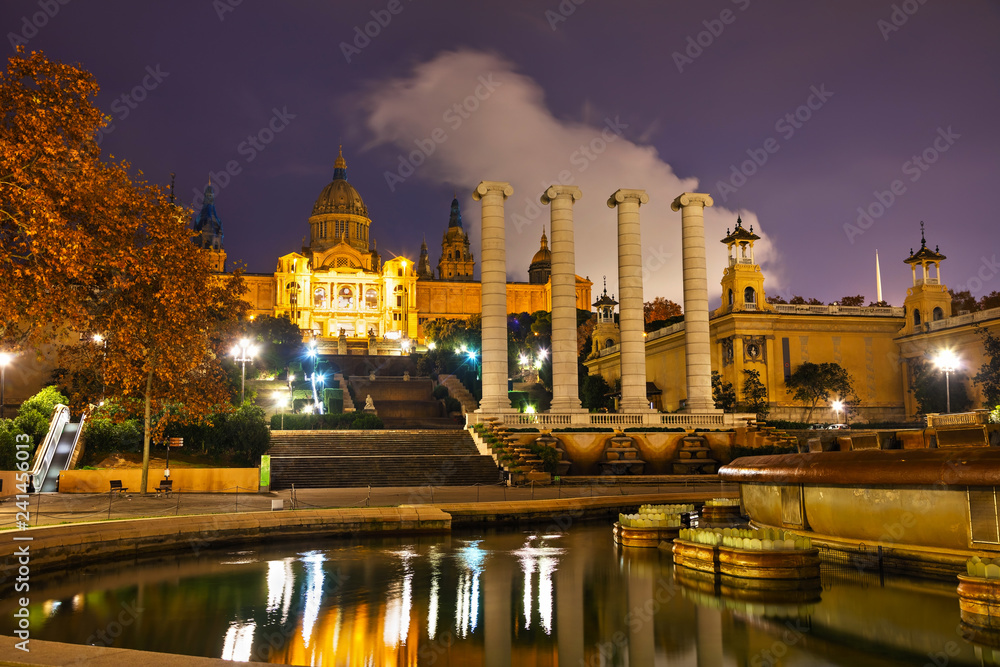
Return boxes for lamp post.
[831,399,844,424]
[273,391,287,429]
[92,333,107,403]
[934,349,960,414]
[231,339,257,404]
[0,352,12,420]
[467,349,480,380]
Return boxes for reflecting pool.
[4,524,999,665]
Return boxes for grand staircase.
[349,376,458,429]
[268,430,501,489]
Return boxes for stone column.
[608,189,652,413]
[670,193,718,412]
[542,185,584,413]
[474,181,514,414]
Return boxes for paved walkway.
[0,480,736,529]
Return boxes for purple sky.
[6,0,999,308]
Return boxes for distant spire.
[876,249,883,304]
[920,220,926,246]
[448,196,463,228]
[333,145,347,180]
[540,225,548,248]
[735,214,743,227]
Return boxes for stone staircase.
[348,376,458,429]
[438,374,479,414]
[334,373,355,412]
[268,430,500,489]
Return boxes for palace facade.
[206,149,592,346]
[584,218,1000,422]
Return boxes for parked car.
[828,423,849,430]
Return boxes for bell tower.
[192,182,227,273]
[591,278,620,356]
[714,215,773,316]
[437,197,475,281]
[901,222,950,335]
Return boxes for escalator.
[30,405,86,493]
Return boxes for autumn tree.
[0,49,108,345]
[644,297,682,326]
[1,51,248,493]
[765,295,788,305]
[981,292,1000,311]
[789,296,824,305]
[785,362,858,423]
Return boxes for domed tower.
[591,277,620,356]
[437,197,474,281]
[528,227,552,285]
[714,215,774,316]
[308,147,373,257]
[902,222,950,335]
[192,182,226,273]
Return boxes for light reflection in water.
[299,551,325,647]
[427,548,443,639]
[383,548,415,647]
[455,540,485,638]
[10,526,991,666]
[514,535,564,635]
[221,621,256,662]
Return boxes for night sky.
[5,0,999,309]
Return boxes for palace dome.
[311,148,369,218]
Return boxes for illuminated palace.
[585,219,1000,422]
[200,149,591,346]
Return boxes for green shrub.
[269,412,384,430]
[82,417,143,463]
[624,426,686,433]
[528,442,561,474]
[444,396,463,413]
[0,420,31,471]
[432,385,450,400]
[552,427,614,433]
[16,386,68,444]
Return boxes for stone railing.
[772,304,904,317]
[646,321,685,342]
[598,343,621,358]
[926,411,992,428]
[467,411,754,429]
[926,307,1000,332]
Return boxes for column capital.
[473,181,514,201]
[541,185,582,205]
[606,188,649,209]
[670,192,714,211]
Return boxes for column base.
[618,399,656,413]
[548,399,586,413]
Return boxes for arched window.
[933,306,944,321]
[365,288,378,310]
[744,286,756,304]
[728,289,734,306]
[914,309,921,326]
[313,287,326,308]
[337,286,354,309]
[605,339,616,349]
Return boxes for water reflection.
[2,525,994,666]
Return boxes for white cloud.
[362,49,781,305]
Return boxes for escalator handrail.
[30,404,70,481]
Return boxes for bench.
[155,479,173,498]
[110,480,128,495]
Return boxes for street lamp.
[467,349,480,380]
[0,352,13,420]
[273,391,287,429]
[231,338,257,404]
[934,349,961,414]
[831,399,844,424]
[92,333,107,403]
